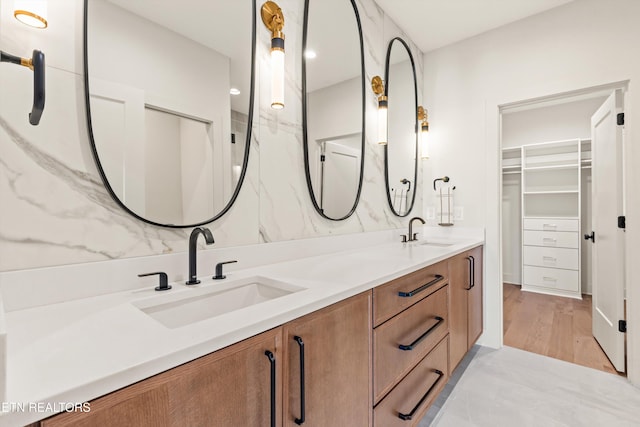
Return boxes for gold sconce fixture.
[14,0,48,29]
[261,1,285,110]
[418,106,430,159]
[371,76,387,145]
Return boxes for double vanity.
[0,228,483,426]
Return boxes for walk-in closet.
[501,88,627,375]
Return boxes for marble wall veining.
[0,0,423,272]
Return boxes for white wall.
[503,97,605,148]
[423,0,640,384]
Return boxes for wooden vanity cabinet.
[449,245,483,372]
[282,292,372,427]
[372,261,450,426]
[40,327,282,427]
[38,247,483,427]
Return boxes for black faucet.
[407,217,426,242]
[186,227,215,285]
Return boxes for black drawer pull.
[398,317,445,351]
[398,369,445,421]
[264,350,276,427]
[398,275,444,297]
[466,256,473,290]
[469,255,475,290]
[294,336,306,425]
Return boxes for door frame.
[497,81,633,378]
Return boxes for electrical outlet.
[454,207,464,220]
[426,207,436,220]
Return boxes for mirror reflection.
[385,38,418,217]
[85,0,254,226]
[302,0,365,220]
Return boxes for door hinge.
[619,320,627,333]
[617,112,625,126]
[320,154,325,162]
[618,216,626,229]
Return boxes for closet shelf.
[523,164,578,171]
[523,190,579,195]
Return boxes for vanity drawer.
[374,336,449,427]
[523,230,579,249]
[523,246,579,270]
[373,285,448,404]
[373,260,448,326]
[523,218,579,232]
[523,265,580,292]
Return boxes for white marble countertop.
[0,230,483,426]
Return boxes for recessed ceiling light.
[230,88,241,95]
[304,50,317,59]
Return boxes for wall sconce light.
[0,49,46,125]
[418,106,430,159]
[14,0,48,29]
[371,76,387,145]
[261,1,285,110]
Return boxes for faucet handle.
[139,272,171,291]
[400,234,408,243]
[412,232,419,241]
[213,260,238,280]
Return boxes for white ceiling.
[375,0,575,53]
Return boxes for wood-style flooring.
[503,283,621,375]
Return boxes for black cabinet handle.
[398,317,445,351]
[294,336,305,425]
[466,257,473,290]
[584,231,595,242]
[469,255,475,290]
[397,370,444,421]
[264,350,276,427]
[398,275,444,297]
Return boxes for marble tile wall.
[0,0,423,272]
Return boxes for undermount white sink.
[417,239,462,247]
[133,276,305,329]
[419,241,455,247]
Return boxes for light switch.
[454,207,464,220]
[426,207,436,220]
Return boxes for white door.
[591,90,625,372]
[320,138,360,218]
[89,78,146,215]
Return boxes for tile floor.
[420,346,640,426]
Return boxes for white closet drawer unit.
[523,266,580,292]
[523,218,579,232]
[523,246,579,270]
[523,230,579,249]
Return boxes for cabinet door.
[283,292,372,426]
[468,246,483,348]
[448,251,470,372]
[41,328,282,427]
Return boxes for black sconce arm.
[0,49,46,126]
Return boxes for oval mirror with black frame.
[302,0,365,221]
[84,0,256,227]
[384,37,419,217]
